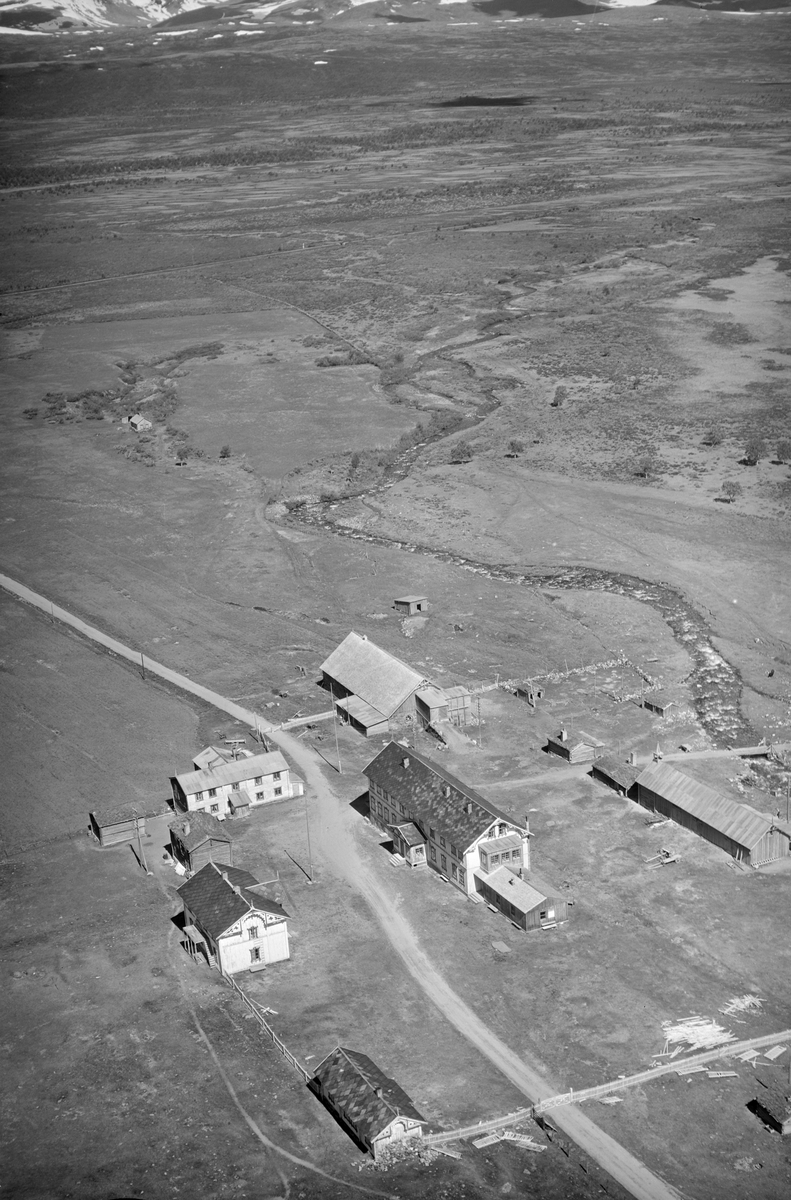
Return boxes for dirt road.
[1,571,683,1200]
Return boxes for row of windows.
[481,848,521,868]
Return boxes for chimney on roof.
[402,756,410,769]
[559,728,568,742]
[361,634,368,641]
[443,784,450,798]
[222,871,229,883]
[375,1086,383,1099]
[465,800,473,815]
[524,815,530,835]
[183,820,190,836]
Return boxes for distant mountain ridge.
[1,0,789,34]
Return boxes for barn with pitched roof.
[634,761,790,867]
[320,632,428,736]
[309,1047,425,1158]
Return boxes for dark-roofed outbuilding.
[634,761,790,867]
[750,1067,791,1135]
[89,805,148,848]
[309,1047,425,1158]
[170,811,233,874]
[591,756,640,797]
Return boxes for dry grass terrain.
[2,9,790,1200]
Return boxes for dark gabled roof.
[754,1069,791,1122]
[91,804,154,827]
[321,632,426,718]
[364,741,515,851]
[170,811,231,852]
[312,1047,424,1143]
[177,863,287,939]
[592,756,641,791]
[635,761,772,851]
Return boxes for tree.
[634,454,656,478]
[743,436,766,466]
[776,438,791,464]
[702,427,723,447]
[219,445,231,460]
[721,481,742,503]
[451,438,474,464]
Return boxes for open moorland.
[1,8,790,1200]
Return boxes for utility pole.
[329,682,342,774]
[140,652,146,681]
[305,791,313,884]
[135,814,148,873]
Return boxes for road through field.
[1,571,682,1200]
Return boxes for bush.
[451,438,474,463]
[350,452,361,470]
[776,438,791,463]
[743,436,766,466]
[702,427,723,447]
[721,481,742,502]
[507,439,524,457]
[219,445,231,460]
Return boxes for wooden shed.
[170,812,233,874]
[751,1068,791,1135]
[642,693,676,718]
[89,806,147,848]
[415,686,449,728]
[634,761,791,867]
[591,756,640,797]
[393,595,428,616]
[308,1047,425,1158]
[546,730,602,764]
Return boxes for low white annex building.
[171,749,303,818]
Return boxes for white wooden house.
[129,413,152,432]
[178,862,290,973]
[363,742,530,893]
[171,749,302,817]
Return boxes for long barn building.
[634,761,791,868]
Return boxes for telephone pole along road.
[1,572,683,1200]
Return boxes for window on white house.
[274,787,282,797]
[440,836,446,848]
[256,791,263,800]
[209,788,217,798]
[458,867,465,885]
[250,947,261,963]
[254,776,262,785]
[248,925,259,940]
[451,863,458,880]
[273,771,281,781]
[430,827,436,840]
[451,843,457,858]
[211,804,219,814]
[430,846,436,862]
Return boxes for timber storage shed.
[90,806,146,848]
[634,761,790,867]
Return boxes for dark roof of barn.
[170,811,231,852]
[364,741,514,851]
[592,756,641,791]
[635,761,772,851]
[754,1069,791,1122]
[177,863,287,938]
[320,632,426,718]
[91,804,153,827]
[311,1047,424,1142]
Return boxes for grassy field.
[2,10,790,1200]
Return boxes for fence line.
[424,1107,535,1146]
[224,972,311,1083]
[533,1028,791,1115]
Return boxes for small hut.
[444,685,471,726]
[546,729,602,764]
[642,693,676,718]
[89,806,146,848]
[751,1068,791,1135]
[591,756,640,797]
[170,812,233,874]
[393,595,428,616]
[388,822,427,868]
[415,686,449,728]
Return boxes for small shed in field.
[393,595,428,616]
[89,806,146,848]
[129,413,152,432]
[591,756,640,797]
[308,1046,426,1158]
[415,686,449,727]
[642,693,676,717]
[751,1068,791,1135]
[634,761,791,867]
[516,682,544,707]
[546,730,602,764]
[170,812,233,874]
